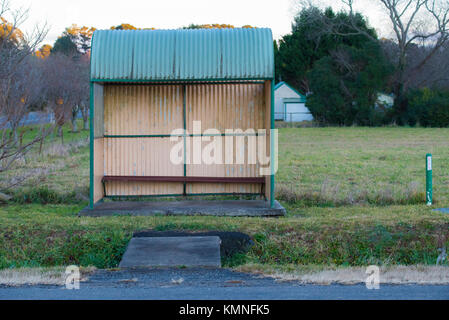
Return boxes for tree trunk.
[83,118,89,130]
[13,128,18,145]
[80,104,89,130]
[71,117,78,133]
[57,125,63,137]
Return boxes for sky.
[8,0,390,46]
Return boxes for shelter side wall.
[185,83,265,194]
[264,80,271,201]
[274,96,284,120]
[93,84,104,203]
[93,84,104,138]
[93,138,104,202]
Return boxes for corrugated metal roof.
[90,28,274,81]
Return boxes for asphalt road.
[1,284,449,300]
[0,268,448,300]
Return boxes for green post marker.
[426,153,432,206]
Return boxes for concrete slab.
[79,200,286,217]
[119,236,221,268]
[433,208,449,214]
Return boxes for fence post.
[426,153,432,206]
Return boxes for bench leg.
[261,183,267,201]
[102,180,106,198]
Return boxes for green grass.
[278,127,449,208]
[0,204,447,269]
[0,125,448,270]
[0,120,89,199]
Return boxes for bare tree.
[0,0,50,198]
[43,54,81,141]
[403,40,449,89]
[376,0,449,100]
[297,0,449,107]
[72,54,90,131]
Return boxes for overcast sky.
[9,0,390,46]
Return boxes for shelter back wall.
[102,83,267,196]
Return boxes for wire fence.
[274,112,313,126]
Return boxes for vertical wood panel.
[101,83,267,197]
[186,83,265,194]
[104,85,183,135]
[104,137,184,195]
[186,83,265,132]
[93,84,104,138]
[93,138,104,202]
[264,80,271,200]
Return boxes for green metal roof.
[90,28,274,81]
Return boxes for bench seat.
[101,176,265,197]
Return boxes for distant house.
[375,93,395,110]
[274,82,313,122]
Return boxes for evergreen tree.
[275,7,377,94]
[307,42,390,126]
[51,34,78,56]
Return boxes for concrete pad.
[119,236,221,268]
[79,200,286,217]
[433,208,449,214]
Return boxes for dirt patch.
[133,230,254,259]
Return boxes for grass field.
[278,127,449,208]
[0,124,448,271]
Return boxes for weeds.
[0,204,448,269]
[276,180,426,207]
[42,138,89,158]
[11,186,88,204]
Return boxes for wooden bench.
[101,176,266,197]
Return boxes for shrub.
[307,43,391,126]
[407,88,449,127]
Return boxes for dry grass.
[0,267,95,287]
[277,180,424,206]
[42,138,89,158]
[236,264,449,285]
[0,122,89,195]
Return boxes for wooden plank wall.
[93,84,104,203]
[93,138,104,202]
[102,83,268,196]
[104,85,183,135]
[185,83,266,194]
[264,80,271,201]
[104,137,183,196]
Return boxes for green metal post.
[270,80,275,208]
[183,85,187,196]
[426,153,432,206]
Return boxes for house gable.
[274,82,306,102]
